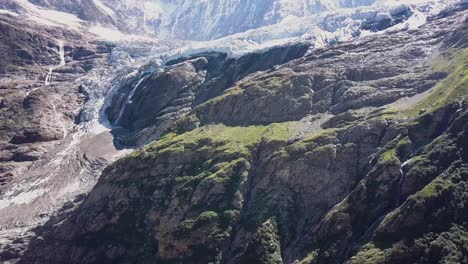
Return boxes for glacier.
[0,0,465,261]
[99,0,380,39]
[2,0,460,60]
[158,0,459,60]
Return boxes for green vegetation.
[197,85,243,106]
[197,211,219,223]
[282,129,338,158]
[240,218,283,264]
[220,210,240,227]
[177,211,220,233]
[108,122,295,263]
[378,136,414,166]
[400,48,468,117]
[71,33,468,264]
[146,122,291,155]
[395,136,412,159]
[302,129,338,144]
[172,114,200,134]
[348,243,386,264]
[350,116,468,263]
[413,178,451,199]
[185,66,314,132]
[298,251,318,264]
[253,75,292,91]
[377,48,467,128]
[374,136,413,166]
[379,148,399,165]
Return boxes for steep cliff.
[15,0,380,39]
[106,44,310,147]
[18,3,468,264]
[0,14,112,184]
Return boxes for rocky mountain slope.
[98,0,379,40]
[2,0,380,39]
[0,7,183,260]
[0,10,120,260]
[11,2,468,264]
[0,13,111,185]
[106,44,311,147]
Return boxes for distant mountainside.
[0,0,467,263]
[98,0,379,40]
[14,2,468,264]
[3,0,379,40]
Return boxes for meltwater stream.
[0,39,174,260]
[44,40,65,85]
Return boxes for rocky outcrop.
[106,57,208,147]
[18,3,468,264]
[191,24,449,127]
[0,12,126,261]
[106,44,310,147]
[14,0,380,40]
[0,14,112,194]
[26,0,116,25]
[360,6,413,32]
[0,15,62,74]
[346,102,468,264]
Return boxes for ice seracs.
[2,0,460,58]
[159,1,436,60]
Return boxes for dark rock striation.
[106,43,310,147]
[18,3,468,264]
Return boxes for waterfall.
[114,74,149,126]
[45,40,66,85]
[395,158,413,207]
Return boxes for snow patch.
[28,11,82,29]
[279,15,301,24]
[14,0,83,29]
[0,188,48,210]
[400,9,427,30]
[89,25,154,42]
[0,9,19,16]
[143,1,164,20]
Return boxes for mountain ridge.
[13,2,468,263]
[0,1,467,263]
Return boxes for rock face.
[0,14,111,183]
[191,27,446,126]
[18,3,468,264]
[108,0,379,40]
[0,12,123,261]
[105,6,446,147]
[0,16,57,74]
[13,0,379,40]
[106,44,310,147]
[28,0,115,24]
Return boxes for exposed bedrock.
[0,14,113,183]
[106,43,310,147]
[106,6,461,149]
[18,4,468,264]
